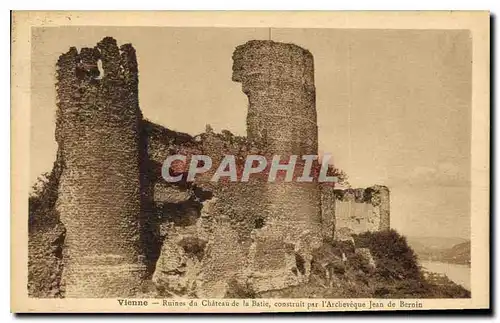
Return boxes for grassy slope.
[258,230,470,299]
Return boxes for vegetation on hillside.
[29,155,62,230]
[259,230,470,299]
[28,154,66,298]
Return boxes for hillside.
[441,241,471,265]
[407,236,471,265]
[28,144,469,298]
[254,231,470,299]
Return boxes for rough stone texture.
[232,40,323,292]
[377,186,391,231]
[151,131,268,297]
[320,185,391,240]
[320,183,336,240]
[192,132,268,297]
[335,227,356,244]
[55,37,147,297]
[232,40,318,154]
[151,125,324,296]
[354,248,377,270]
[152,38,329,296]
[30,37,392,298]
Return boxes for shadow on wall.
[29,37,393,299]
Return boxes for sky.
[30,27,472,239]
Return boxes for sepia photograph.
[10,11,490,312]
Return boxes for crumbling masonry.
[28,38,390,298]
[54,38,147,297]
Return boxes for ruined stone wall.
[141,120,199,266]
[232,40,318,154]
[150,39,326,296]
[319,183,336,240]
[320,185,391,240]
[190,132,265,297]
[147,125,317,297]
[55,37,146,297]
[34,36,392,298]
[232,40,323,292]
[148,129,267,297]
[377,186,391,231]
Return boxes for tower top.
[232,40,315,88]
[231,39,318,155]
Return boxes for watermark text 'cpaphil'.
[161,154,339,184]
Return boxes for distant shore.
[420,260,471,291]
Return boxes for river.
[420,261,471,291]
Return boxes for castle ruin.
[54,38,147,297]
[28,38,390,298]
[230,40,323,293]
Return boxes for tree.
[327,165,351,188]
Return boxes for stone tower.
[232,40,318,154]
[55,37,146,297]
[377,185,391,231]
[232,40,323,291]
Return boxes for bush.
[29,170,61,231]
[347,252,372,274]
[264,230,470,299]
[354,230,422,281]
